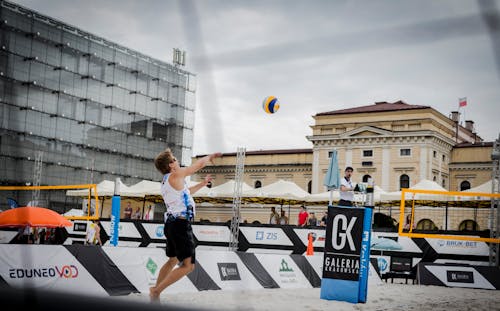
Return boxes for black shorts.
[164,218,195,263]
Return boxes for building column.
[312,148,321,193]
[382,147,390,191]
[345,148,352,169]
[420,145,427,181]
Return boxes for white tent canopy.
[193,180,253,198]
[306,185,387,203]
[126,180,162,197]
[65,179,139,197]
[242,179,309,201]
[380,179,448,201]
[464,180,493,193]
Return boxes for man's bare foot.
[149,287,160,302]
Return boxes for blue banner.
[110,195,121,246]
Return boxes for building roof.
[316,100,430,116]
[454,142,493,148]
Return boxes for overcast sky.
[12,0,500,156]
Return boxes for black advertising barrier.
[320,206,373,303]
[417,262,500,290]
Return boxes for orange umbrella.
[0,206,72,228]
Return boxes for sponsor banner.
[142,223,165,240]
[239,227,293,246]
[420,264,496,290]
[102,247,197,294]
[0,245,107,295]
[196,249,263,291]
[217,263,241,281]
[433,259,489,266]
[196,245,229,252]
[426,238,489,256]
[293,228,326,248]
[255,253,312,289]
[373,255,391,275]
[371,232,422,254]
[192,225,231,243]
[103,240,141,247]
[323,208,364,281]
[101,221,142,239]
[69,221,88,234]
[246,248,293,255]
[0,230,18,244]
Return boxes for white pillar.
[420,146,427,181]
[382,147,390,191]
[312,148,321,193]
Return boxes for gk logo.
[331,214,357,251]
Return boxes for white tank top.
[161,173,196,220]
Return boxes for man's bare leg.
[150,257,179,301]
[150,257,195,301]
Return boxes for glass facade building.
[0,1,196,187]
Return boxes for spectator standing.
[279,210,288,225]
[339,166,355,206]
[320,211,328,227]
[297,205,309,227]
[123,202,133,219]
[269,206,280,224]
[132,207,141,219]
[308,212,318,226]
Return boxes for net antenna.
[229,147,246,251]
[490,133,500,266]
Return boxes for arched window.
[362,174,371,183]
[459,220,479,231]
[460,181,471,191]
[307,181,312,193]
[399,174,410,190]
[254,180,262,188]
[416,219,438,230]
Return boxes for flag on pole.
[459,97,467,108]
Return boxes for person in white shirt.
[150,148,221,302]
[339,166,355,206]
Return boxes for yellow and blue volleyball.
[262,96,280,114]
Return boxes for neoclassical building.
[195,101,492,194]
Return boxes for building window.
[254,180,262,188]
[328,151,334,158]
[433,150,437,158]
[400,174,410,190]
[362,150,373,157]
[442,179,446,188]
[307,181,312,193]
[442,154,446,162]
[362,175,371,182]
[361,161,373,167]
[433,176,437,182]
[417,219,438,230]
[400,148,411,156]
[459,220,479,231]
[460,181,471,191]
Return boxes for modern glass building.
[0,0,196,188]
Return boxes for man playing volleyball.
[150,148,221,302]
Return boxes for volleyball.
[262,96,280,114]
